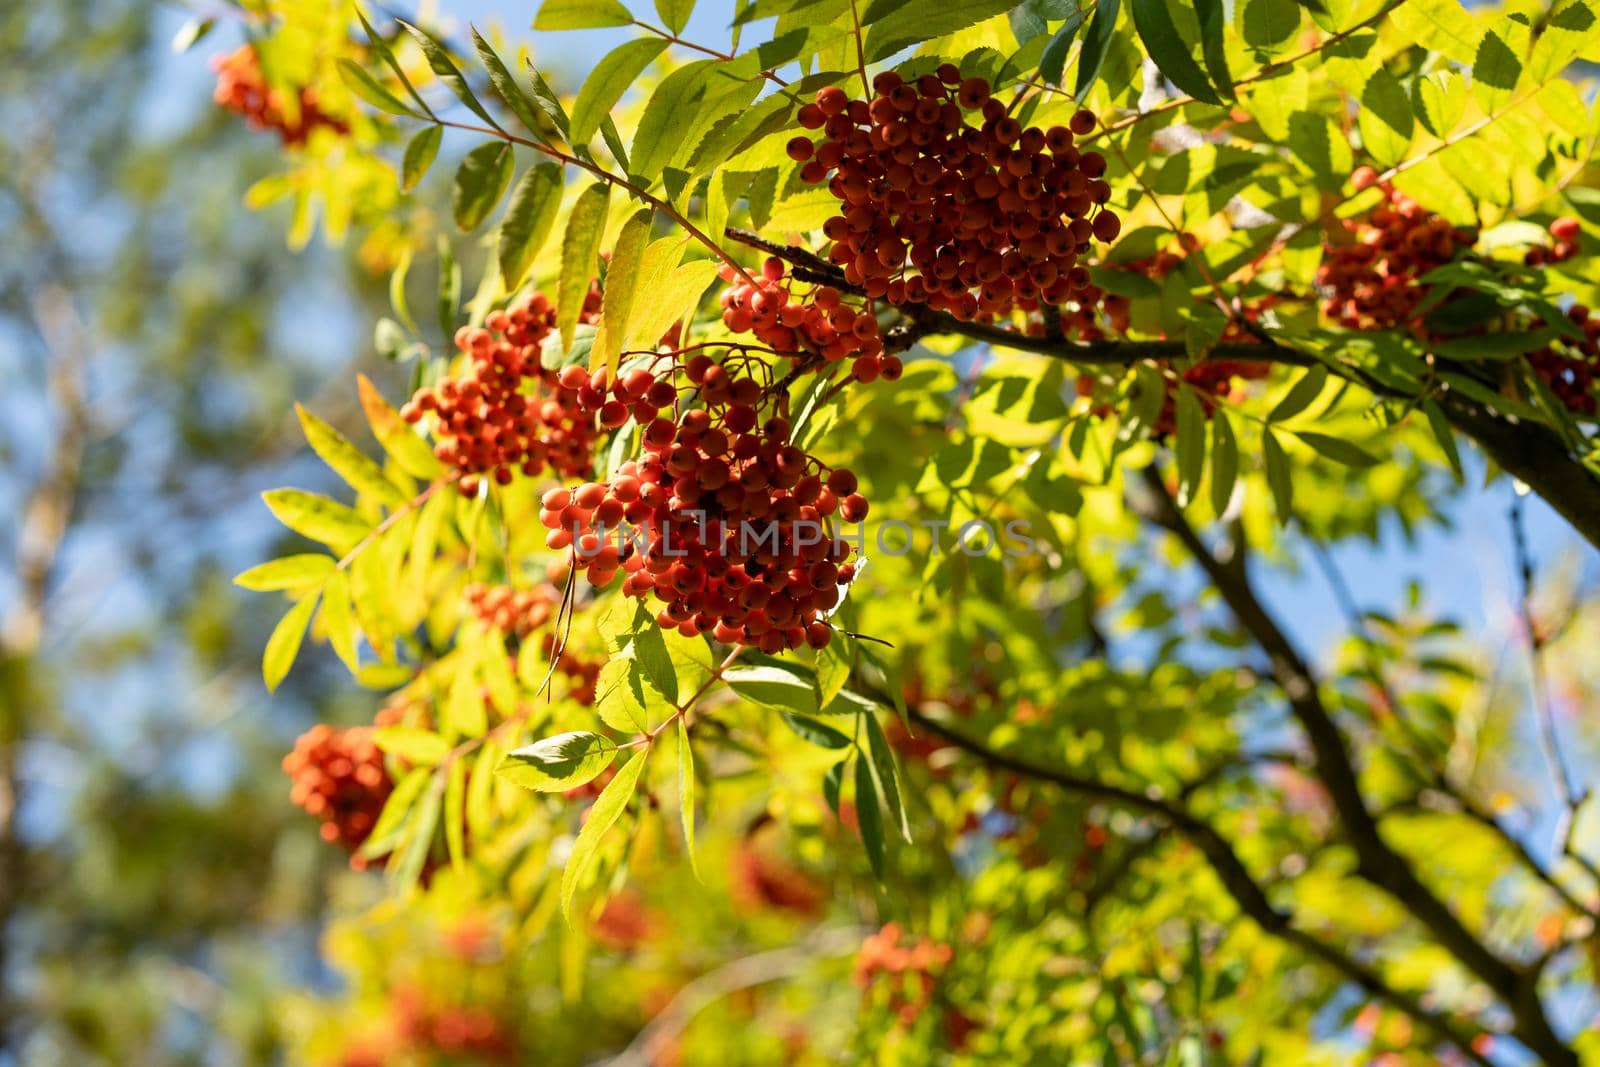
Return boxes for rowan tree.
[208,0,1600,1062]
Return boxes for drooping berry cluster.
[1318,171,1477,331]
[465,581,557,639]
[282,724,391,869]
[1528,304,1600,415]
[718,258,902,381]
[211,45,346,146]
[790,69,1119,322]
[538,360,865,651]
[1524,215,1582,267]
[401,290,605,495]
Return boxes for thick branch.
[1135,467,1578,1067]
[904,707,1493,1066]
[724,226,1600,552]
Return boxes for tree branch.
[723,227,1600,552]
[903,706,1494,1066]
[1134,466,1578,1067]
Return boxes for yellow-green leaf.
[558,182,610,349]
[234,554,334,591]
[591,209,654,376]
[262,489,370,550]
[296,403,408,506]
[561,749,648,920]
[263,593,319,692]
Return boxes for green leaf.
[1414,70,1466,138]
[1422,399,1464,483]
[1357,67,1414,168]
[535,0,635,29]
[559,183,610,349]
[262,489,370,549]
[591,208,654,376]
[1195,0,1233,98]
[263,593,319,692]
[561,750,648,920]
[657,0,696,33]
[444,757,467,872]
[1294,430,1379,467]
[1131,0,1221,104]
[453,142,516,232]
[631,614,679,704]
[336,58,418,117]
[625,258,719,349]
[1239,0,1300,51]
[398,19,501,130]
[677,717,699,878]
[373,725,451,765]
[863,713,911,841]
[401,126,443,193]
[780,712,852,748]
[1174,387,1206,508]
[499,731,617,792]
[524,64,573,141]
[822,759,845,815]
[1390,0,1482,64]
[470,27,546,135]
[296,404,407,506]
[630,61,716,185]
[390,780,441,888]
[389,252,419,335]
[356,8,435,118]
[725,663,820,714]
[570,39,670,147]
[1268,365,1327,422]
[1473,22,1526,114]
[438,234,461,341]
[600,115,632,170]
[499,163,564,289]
[865,0,1019,61]
[1039,12,1087,85]
[1209,411,1238,516]
[1436,329,1554,362]
[1261,428,1294,524]
[234,554,334,591]
[1011,0,1071,44]
[1074,0,1123,101]
[854,756,887,879]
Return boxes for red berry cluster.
[538,363,865,652]
[853,923,976,1046]
[1525,215,1582,267]
[401,290,606,495]
[211,45,346,146]
[1318,172,1477,331]
[282,724,391,869]
[389,986,517,1064]
[591,890,660,951]
[790,69,1119,322]
[718,258,902,381]
[729,817,827,918]
[1528,304,1600,415]
[465,582,558,639]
